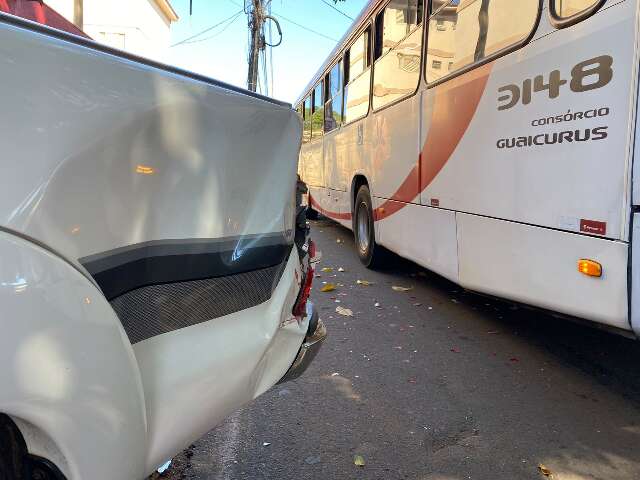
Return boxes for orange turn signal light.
[578,259,602,277]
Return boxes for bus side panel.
[324,129,347,192]
[303,139,324,188]
[457,213,630,330]
[631,213,640,336]
[422,0,635,241]
[377,202,459,282]
[371,94,421,202]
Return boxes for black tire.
[306,206,319,220]
[353,185,386,268]
[0,415,26,480]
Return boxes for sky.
[163,0,369,103]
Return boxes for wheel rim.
[356,201,370,254]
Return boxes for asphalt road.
[162,218,640,480]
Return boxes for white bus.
[296,0,640,336]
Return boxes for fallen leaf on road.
[357,280,374,286]
[338,267,345,272]
[320,284,336,292]
[336,306,353,316]
[321,267,333,273]
[538,464,553,477]
[392,285,413,292]
[354,455,365,467]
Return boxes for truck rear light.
[308,239,316,260]
[293,266,314,317]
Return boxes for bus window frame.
[324,59,345,134]
[424,0,543,89]
[310,80,324,142]
[341,23,374,127]
[371,0,427,114]
[548,0,606,29]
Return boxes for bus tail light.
[293,266,314,317]
[578,259,602,277]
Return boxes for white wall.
[47,0,173,61]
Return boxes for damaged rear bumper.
[278,301,326,384]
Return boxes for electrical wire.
[273,12,339,42]
[181,11,243,44]
[319,0,354,21]
[170,9,244,47]
[268,2,274,96]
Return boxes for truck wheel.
[353,185,386,268]
[0,415,26,480]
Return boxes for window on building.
[311,82,324,140]
[372,0,424,110]
[551,0,601,19]
[303,97,312,144]
[325,61,344,132]
[426,0,539,84]
[344,27,372,122]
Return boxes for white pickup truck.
[0,12,324,480]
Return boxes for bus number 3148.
[497,55,613,111]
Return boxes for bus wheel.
[354,185,385,268]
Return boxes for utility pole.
[73,0,83,30]
[247,0,263,92]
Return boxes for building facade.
[46,0,178,60]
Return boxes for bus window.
[325,60,344,132]
[311,81,324,140]
[303,96,312,144]
[426,0,539,84]
[344,27,371,123]
[550,0,603,24]
[372,0,423,110]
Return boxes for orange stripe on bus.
[308,63,492,223]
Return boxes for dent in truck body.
[0,9,315,480]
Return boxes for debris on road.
[354,455,365,467]
[321,267,333,273]
[336,306,353,316]
[320,284,336,292]
[357,279,374,286]
[392,285,413,292]
[538,464,553,478]
[305,455,321,465]
[262,442,271,447]
[451,347,461,353]
[338,267,345,272]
